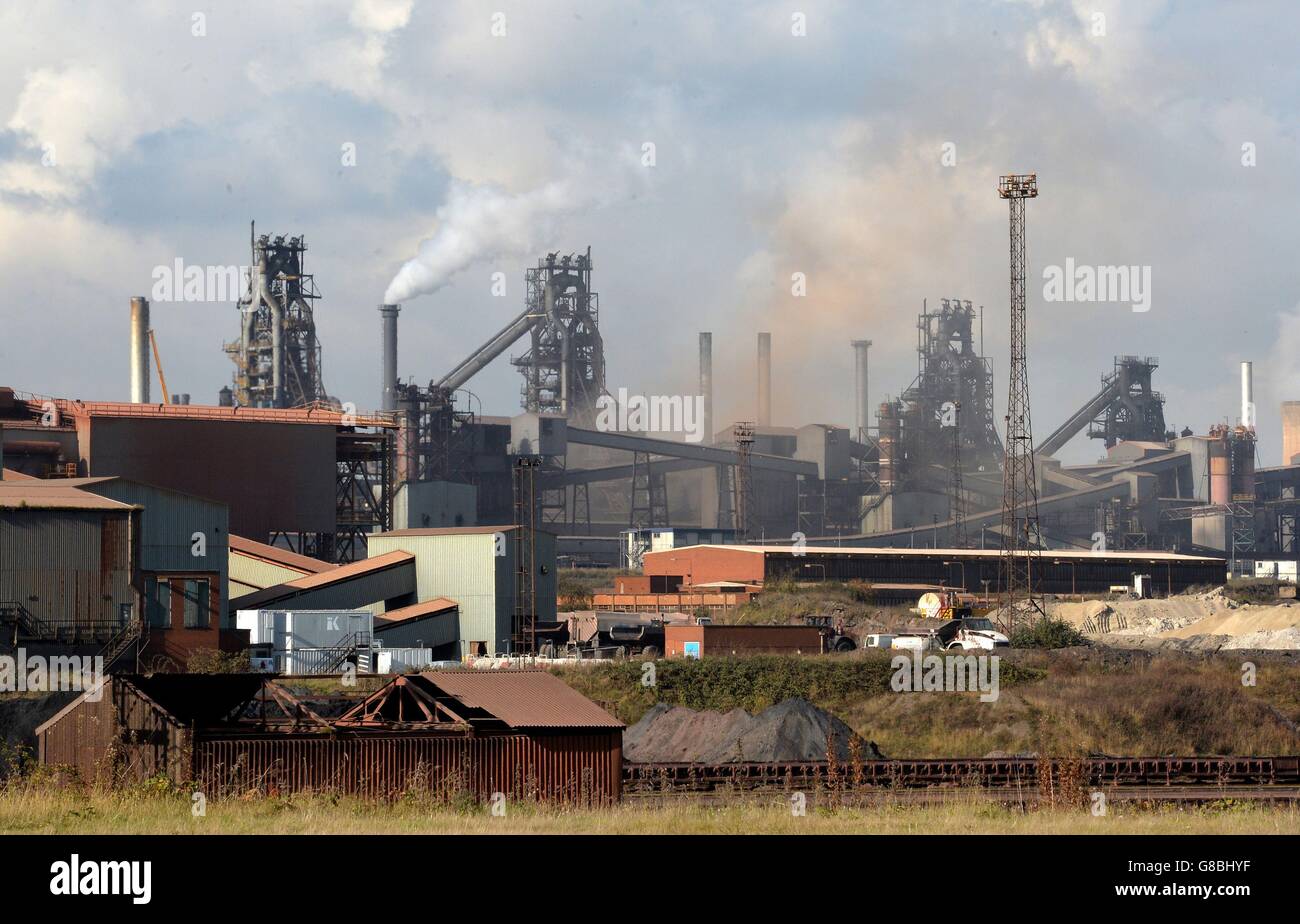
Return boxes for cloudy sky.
[1,0,1296,464]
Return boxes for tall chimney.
[129,296,150,403]
[757,331,771,427]
[380,304,400,411]
[1241,360,1254,429]
[851,339,872,439]
[699,332,713,445]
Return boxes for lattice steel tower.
[997,174,1044,629]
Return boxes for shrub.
[1010,616,1086,649]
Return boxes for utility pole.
[996,173,1044,633]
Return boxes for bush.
[1010,616,1087,649]
[557,574,594,610]
[1224,578,1279,605]
[187,648,251,673]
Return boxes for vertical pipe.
[1241,361,1254,428]
[757,331,771,427]
[699,332,713,445]
[129,296,150,403]
[851,339,872,439]
[380,304,400,411]
[271,296,284,407]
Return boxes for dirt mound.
[624,697,884,763]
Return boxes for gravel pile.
[624,697,884,763]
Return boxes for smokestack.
[1241,361,1254,429]
[699,332,713,445]
[380,304,400,410]
[851,339,872,439]
[129,296,150,403]
[757,332,771,427]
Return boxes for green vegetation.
[185,648,251,673]
[555,567,637,609]
[553,650,1300,759]
[1010,616,1087,649]
[551,653,1046,725]
[724,580,913,629]
[1224,577,1284,605]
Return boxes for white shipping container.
[236,609,373,656]
[376,648,435,674]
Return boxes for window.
[182,579,209,629]
[147,578,171,628]
[146,574,213,629]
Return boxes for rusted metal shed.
[37,670,624,804]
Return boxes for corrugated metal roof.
[230,550,414,610]
[0,482,137,511]
[52,399,396,429]
[377,526,522,537]
[376,597,458,625]
[424,670,624,729]
[229,534,337,574]
[653,544,1223,563]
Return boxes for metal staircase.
[0,601,55,648]
[313,631,372,674]
[97,616,147,672]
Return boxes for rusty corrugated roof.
[229,534,338,574]
[230,550,414,610]
[423,670,624,729]
[376,597,458,626]
[0,482,137,511]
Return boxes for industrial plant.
[6,167,1300,660]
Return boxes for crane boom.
[148,329,171,405]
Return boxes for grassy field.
[552,649,1300,758]
[1,784,1296,834]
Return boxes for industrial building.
[1,477,244,670]
[0,387,394,562]
[367,526,557,657]
[664,624,826,658]
[36,670,624,803]
[5,218,1300,658]
[228,534,338,598]
[643,545,1225,597]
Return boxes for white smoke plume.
[384,175,610,305]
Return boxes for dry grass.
[1,784,1295,834]
[557,649,1300,758]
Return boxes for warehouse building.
[228,551,417,617]
[643,545,1226,597]
[37,670,623,803]
[1,478,244,668]
[0,481,138,641]
[367,526,556,657]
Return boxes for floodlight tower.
[996,173,1044,632]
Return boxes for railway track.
[624,756,1300,798]
[626,785,1300,807]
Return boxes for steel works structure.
[513,249,606,423]
[997,174,1044,627]
[225,226,329,409]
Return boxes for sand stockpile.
[1051,589,1300,649]
[624,697,885,763]
[1158,604,1300,640]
